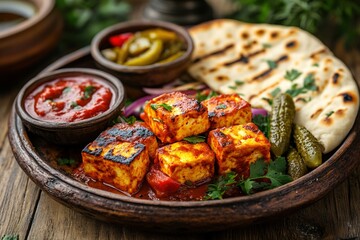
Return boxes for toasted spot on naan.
[216,75,229,82]
[256,29,265,36]
[335,108,347,117]
[241,32,250,39]
[332,73,341,84]
[311,108,323,119]
[192,44,234,64]
[285,40,297,49]
[321,117,333,126]
[340,92,357,103]
[270,31,279,39]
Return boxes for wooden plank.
[0,138,41,239]
[0,89,18,147]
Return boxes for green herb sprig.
[151,103,172,111]
[183,136,206,144]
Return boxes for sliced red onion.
[124,95,157,117]
[251,108,268,117]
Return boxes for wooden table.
[1,1,360,239]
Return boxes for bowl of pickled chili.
[16,68,125,145]
[91,20,194,87]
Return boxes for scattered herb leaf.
[266,60,277,69]
[151,103,172,111]
[284,69,302,81]
[262,97,273,106]
[123,115,137,124]
[84,86,95,99]
[270,87,281,97]
[205,172,237,200]
[62,87,71,94]
[228,86,237,90]
[125,98,133,107]
[70,101,78,108]
[183,135,206,144]
[1,235,19,240]
[235,80,244,86]
[326,110,334,118]
[252,114,270,138]
[216,104,227,109]
[196,90,218,102]
[285,73,317,97]
[312,63,319,67]
[303,74,317,91]
[262,43,272,48]
[57,158,76,166]
[238,157,292,195]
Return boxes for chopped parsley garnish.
[196,90,218,102]
[270,87,281,97]
[285,73,317,97]
[238,157,292,195]
[326,111,334,118]
[183,135,206,144]
[284,69,302,81]
[205,172,237,200]
[313,63,319,67]
[252,114,270,138]
[262,43,272,48]
[228,86,237,90]
[215,104,227,109]
[57,157,76,166]
[62,87,71,94]
[235,80,244,86]
[151,103,172,111]
[266,60,277,69]
[83,86,95,99]
[70,101,78,108]
[262,97,273,106]
[112,115,137,125]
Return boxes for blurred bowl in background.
[0,0,62,76]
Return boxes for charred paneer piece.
[156,141,215,184]
[94,122,158,159]
[82,141,150,195]
[208,123,270,178]
[202,94,252,129]
[141,92,210,143]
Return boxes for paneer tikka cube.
[82,141,150,195]
[202,94,252,129]
[207,123,270,178]
[94,122,158,159]
[141,92,210,143]
[155,141,215,184]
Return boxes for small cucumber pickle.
[102,28,186,66]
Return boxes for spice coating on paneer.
[82,141,150,195]
[93,122,158,159]
[208,123,270,178]
[202,94,252,129]
[140,92,210,143]
[155,141,215,184]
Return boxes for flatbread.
[188,19,359,153]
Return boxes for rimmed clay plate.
[8,47,360,232]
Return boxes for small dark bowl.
[91,20,194,87]
[16,68,125,145]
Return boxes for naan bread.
[188,19,359,153]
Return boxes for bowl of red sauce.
[16,68,125,145]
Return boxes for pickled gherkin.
[269,93,295,157]
[293,124,323,169]
[286,147,307,179]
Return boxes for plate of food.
[8,19,359,232]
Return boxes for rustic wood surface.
[1,0,360,239]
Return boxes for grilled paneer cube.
[155,141,215,184]
[208,123,270,178]
[202,94,252,129]
[94,122,158,159]
[141,92,210,143]
[82,141,150,195]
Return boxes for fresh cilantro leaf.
[235,80,244,86]
[262,43,272,48]
[123,115,136,124]
[262,97,273,106]
[183,135,206,144]
[84,86,95,99]
[270,87,281,97]
[151,103,172,111]
[312,63,319,67]
[284,69,302,81]
[215,104,227,109]
[62,87,71,94]
[70,101,78,108]
[252,114,270,138]
[228,86,237,90]
[249,158,267,178]
[196,90,218,102]
[266,60,277,69]
[303,74,317,91]
[57,158,76,166]
[205,172,237,200]
[326,111,334,118]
